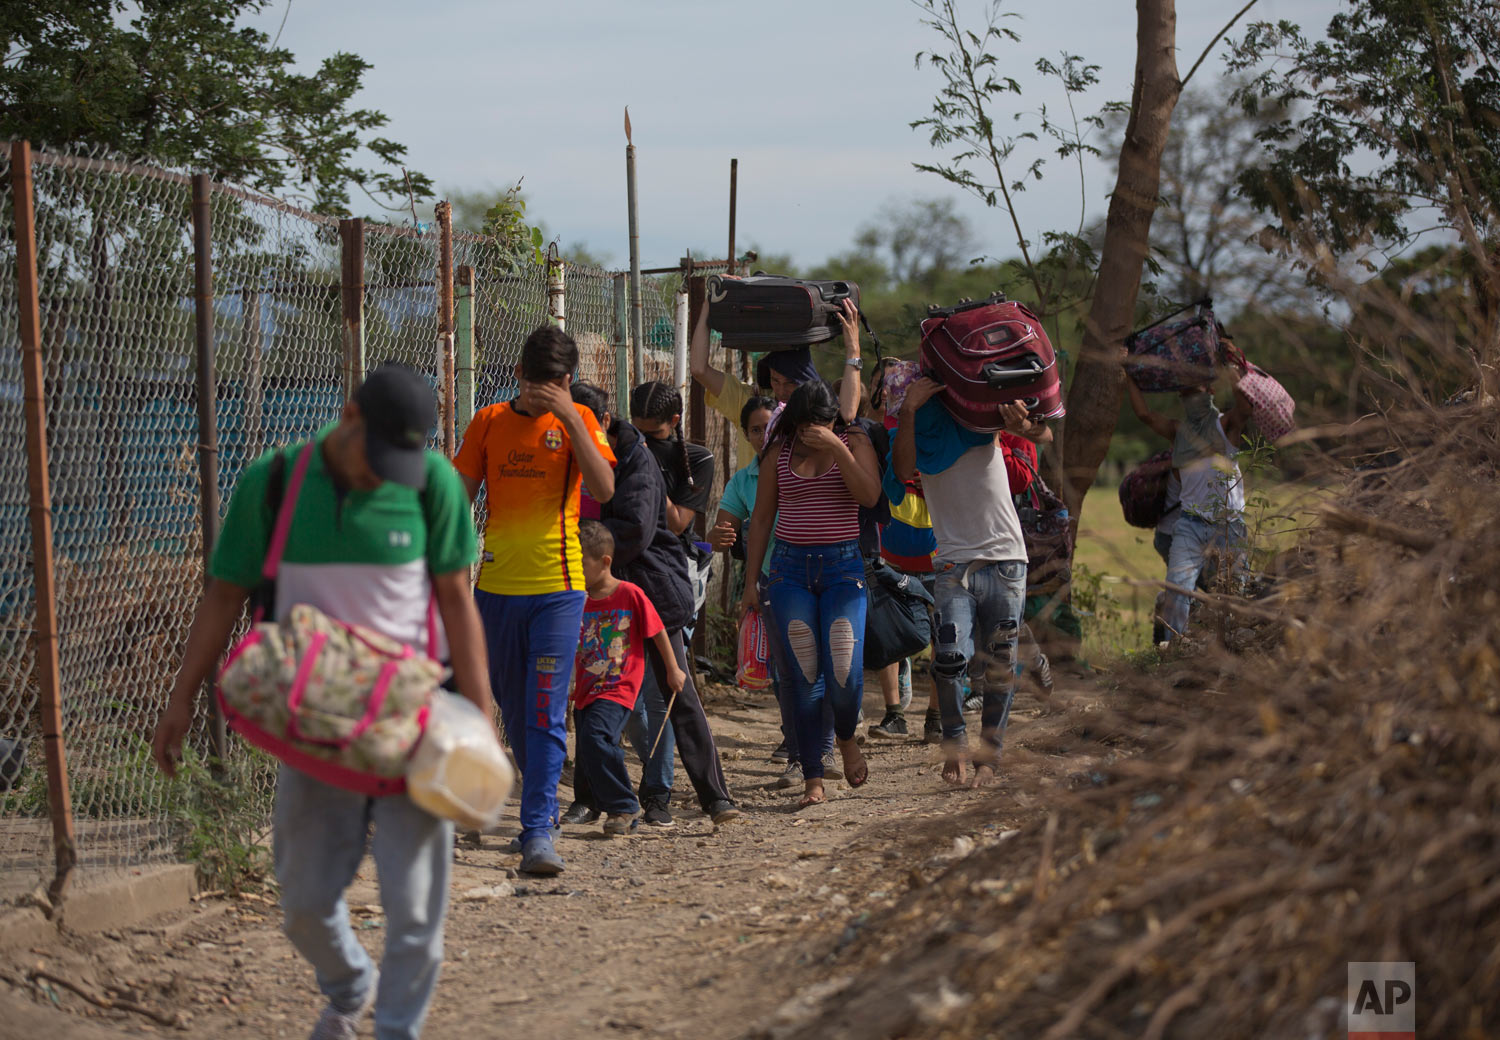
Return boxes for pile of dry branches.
[764,404,1500,1039]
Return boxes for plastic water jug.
[407,694,514,830]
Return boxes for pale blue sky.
[249,0,1345,268]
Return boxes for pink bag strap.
[263,441,317,583]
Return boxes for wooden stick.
[28,969,181,1028]
[1318,502,1440,552]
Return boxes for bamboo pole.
[10,141,76,902]
[455,266,476,439]
[436,201,456,455]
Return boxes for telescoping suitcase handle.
[927,292,1008,320]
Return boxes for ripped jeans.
[764,541,867,780]
[932,559,1027,753]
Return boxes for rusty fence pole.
[455,266,476,439]
[339,218,365,399]
[11,141,76,901]
[190,174,227,766]
[436,201,455,456]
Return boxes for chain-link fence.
[0,141,753,899]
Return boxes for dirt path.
[0,671,1091,1039]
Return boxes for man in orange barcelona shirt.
[454,325,615,876]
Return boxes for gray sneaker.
[774,760,803,789]
[821,749,844,781]
[309,970,378,1040]
[962,694,984,715]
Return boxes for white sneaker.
[309,970,377,1040]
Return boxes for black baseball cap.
[352,364,436,489]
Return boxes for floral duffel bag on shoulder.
[216,441,442,796]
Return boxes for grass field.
[1070,478,1329,662]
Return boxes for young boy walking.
[452,325,616,876]
[570,520,685,834]
[151,364,489,1040]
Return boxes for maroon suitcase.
[919,294,1065,431]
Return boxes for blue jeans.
[1163,514,1246,639]
[765,541,867,779]
[624,662,675,800]
[475,588,586,843]
[575,700,639,816]
[932,559,1027,751]
[758,573,834,768]
[274,765,452,1040]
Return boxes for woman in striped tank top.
[742,380,882,808]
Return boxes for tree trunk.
[1059,0,1182,515]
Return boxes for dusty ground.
[0,669,1094,1040]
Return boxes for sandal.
[797,792,826,809]
[838,739,869,788]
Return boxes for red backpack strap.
[262,441,316,583]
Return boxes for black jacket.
[600,420,695,632]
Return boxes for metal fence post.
[340,218,365,398]
[455,265,476,439]
[613,273,630,410]
[436,201,455,456]
[11,141,76,902]
[190,174,227,764]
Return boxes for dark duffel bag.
[863,558,934,671]
[706,273,861,351]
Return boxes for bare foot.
[970,763,998,788]
[798,780,826,809]
[942,757,966,785]
[837,737,868,788]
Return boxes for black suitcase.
[705,273,861,351]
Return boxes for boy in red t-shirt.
[571,521,684,835]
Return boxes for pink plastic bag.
[736,609,773,691]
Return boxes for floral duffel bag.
[216,441,442,796]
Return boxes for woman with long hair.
[742,380,882,808]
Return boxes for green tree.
[1230,0,1500,391]
[1,0,427,214]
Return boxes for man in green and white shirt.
[152,364,488,1040]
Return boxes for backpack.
[216,441,443,796]
[1118,450,1175,529]
[706,273,864,351]
[1123,299,1244,392]
[919,293,1066,432]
